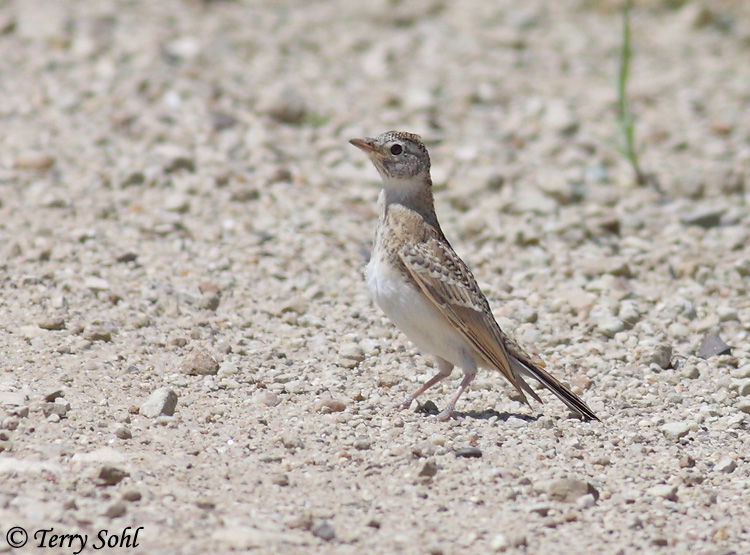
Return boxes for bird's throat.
[382,175,433,208]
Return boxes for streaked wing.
[400,238,527,399]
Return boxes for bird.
[349,130,598,422]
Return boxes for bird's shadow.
[415,400,540,423]
[461,409,539,423]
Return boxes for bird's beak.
[349,137,378,155]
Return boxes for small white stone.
[597,315,626,338]
[618,300,641,325]
[661,422,691,440]
[735,379,750,397]
[717,306,739,322]
[681,364,700,379]
[714,458,737,474]
[490,533,510,552]
[647,484,677,501]
[85,276,111,291]
[164,193,191,213]
[140,388,178,418]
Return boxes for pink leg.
[396,358,453,411]
[436,369,477,421]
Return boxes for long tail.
[509,357,599,421]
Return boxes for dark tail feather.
[510,358,599,422]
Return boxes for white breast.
[365,252,473,368]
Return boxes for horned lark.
[350,130,598,422]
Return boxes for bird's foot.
[436,407,455,421]
[395,398,413,411]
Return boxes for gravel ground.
[1,0,749,553]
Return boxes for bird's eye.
[390,144,403,155]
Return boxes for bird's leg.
[437,367,477,421]
[396,358,453,411]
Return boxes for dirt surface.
[1,0,749,553]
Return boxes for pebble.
[42,400,69,418]
[647,484,678,501]
[199,291,221,311]
[180,348,219,375]
[139,388,178,418]
[103,501,127,519]
[164,193,191,213]
[114,425,133,440]
[714,458,737,474]
[735,379,750,397]
[257,85,306,124]
[98,465,129,486]
[490,533,510,552]
[680,364,700,380]
[528,503,550,516]
[154,144,195,173]
[353,436,371,450]
[38,316,66,331]
[717,306,739,322]
[661,422,691,440]
[279,297,309,315]
[83,325,113,342]
[339,343,365,363]
[0,392,28,407]
[272,473,290,487]
[210,111,238,131]
[2,416,20,430]
[122,490,142,503]
[284,380,307,395]
[15,151,55,170]
[419,460,438,478]
[735,258,750,277]
[509,189,558,215]
[618,301,640,325]
[85,276,111,291]
[252,391,280,407]
[680,207,725,229]
[164,36,200,61]
[196,497,216,510]
[649,344,673,370]
[310,519,335,541]
[544,99,578,136]
[403,85,434,111]
[597,315,626,338]
[680,1,716,29]
[547,478,598,503]
[285,512,313,531]
[44,389,64,402]
[697,333,731,359]
[281,432,304,450]
[537,172,578,205]
[313,393,347,413]
[117,172,145,189]
[454,447,482,458]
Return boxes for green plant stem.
[617,0,647,185]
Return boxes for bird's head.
[349,130,431,184]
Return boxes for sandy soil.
[1,0,749,553]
